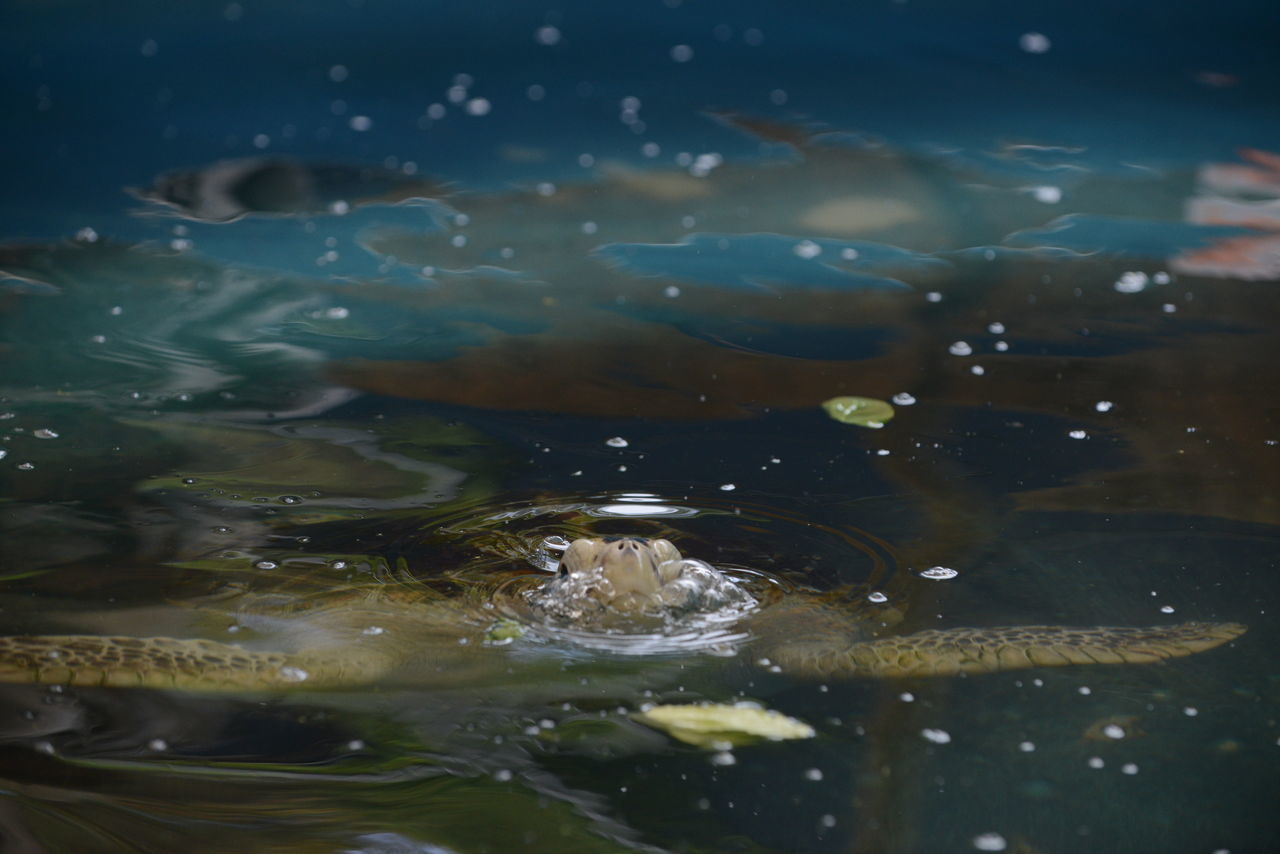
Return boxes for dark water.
[2,1,1278,852]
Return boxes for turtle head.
[556,537,685,612]
[528,536,756,627]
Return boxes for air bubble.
[973,833,1008,852]
[948,341,972,356]
[1114,271,1149,293]
[254,560,279,571]
[793,240,822,259]
[918,566,959,580]
[921,728,951,744]
[1019,32,1051,53]
[605,436,629,447]
[867,591,888,603]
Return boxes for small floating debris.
[822,396,894,428]
[633,702,815,748]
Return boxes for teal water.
[1,2,1277,852]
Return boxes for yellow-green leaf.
[822,396,894,428]
[487,619,525,643]
[632,702,815,748]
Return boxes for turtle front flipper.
[767,621,1247,679]
[0,635,363,692]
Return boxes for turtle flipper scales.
[0,635,360,691]
[768,621,1247,679]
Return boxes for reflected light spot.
[592,504,687,517]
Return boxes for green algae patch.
[632,702,815,748]
[822,396,894,428]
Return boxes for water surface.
[1,2,1277,852]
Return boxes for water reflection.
[136,158,446,223]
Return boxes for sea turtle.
[0,537,1245,692]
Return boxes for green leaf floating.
[633,702,815,748]
[486,619,525,644]
[822,395,894,428]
